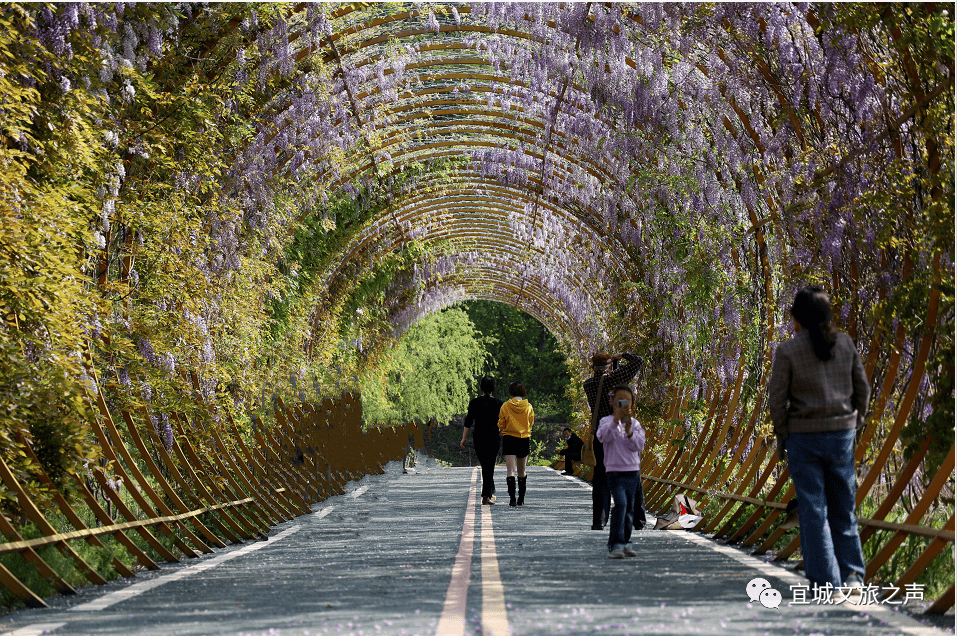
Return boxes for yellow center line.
[436,469,479,636]
[481,491,511,636]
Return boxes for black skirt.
[501,435,530,458]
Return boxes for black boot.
[507,476,517,507]
[517,476,527,506]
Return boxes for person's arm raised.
[609,352,643,384]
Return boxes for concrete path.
[0,463,949,636]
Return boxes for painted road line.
[350,485,370,499]
[480,491,510,636]
[70,525,301,612]
[435,468,479,636]
[0,623,66,636]
[680,532,946,636]
[315,505,336,519]
[565,475,591,489]
[549,467,591,489]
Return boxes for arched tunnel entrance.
[360,300,572,427]
[1,1,953,623]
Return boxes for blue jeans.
[786,429,865,587]
[606,471,639,551]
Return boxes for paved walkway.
[0,463,949,636]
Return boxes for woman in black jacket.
[769,286,870,595]
[460,376,503,505]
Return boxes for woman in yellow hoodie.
[498,381,534,507]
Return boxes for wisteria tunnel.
[0,0,953,626]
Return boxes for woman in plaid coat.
[769,286,871,596]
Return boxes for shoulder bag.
[580,373,606,466]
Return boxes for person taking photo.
[596,386,645,558]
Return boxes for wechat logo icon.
[747,578,782,609]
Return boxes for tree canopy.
[361,306,486,424]
[462,300,572,419]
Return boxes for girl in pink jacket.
[596,385,645,558]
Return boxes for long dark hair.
[790,286,838,361]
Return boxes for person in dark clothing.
[583,352,644,530]
[460,376,503,505]
[559,427,584,475]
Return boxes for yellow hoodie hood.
[498,398,534,438]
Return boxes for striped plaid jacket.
[768,329,870,438]
[583,352,643,427]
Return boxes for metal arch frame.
[313,74,655,197]
[262,2,824,287]
[306,58,743,203]
[354,210,604,341]
[273,8,774,213]
[440,265,620,357]
[323,91,634,206]
[345,222,611,315]
[326,169,634,280]
[319,156,647,262]
[391,227,598,300]
[319,174,635,332]
[307,13,801,217]
[332,220,603,334]
[399,268,571,328]
[274,48,778,329]
[331,244,592,340]
[330,178,629,279]
[268,59,779,392]
[264,4,786,342]
[297,28,662,307]
[286,6,775,171]
[387,262,593,347]
[294,3,935,412]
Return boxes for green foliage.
[0,7,103,500]
[459,300,573,420]
[361,307,487,424]
[858,495,955,599]
[527,423,564,466]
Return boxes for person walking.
[460,376,503,505]
[597,386,645,558]
[769,286,870,595]
[559,427,584,475]
[498,381,534,507]
[583,352,643,529]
